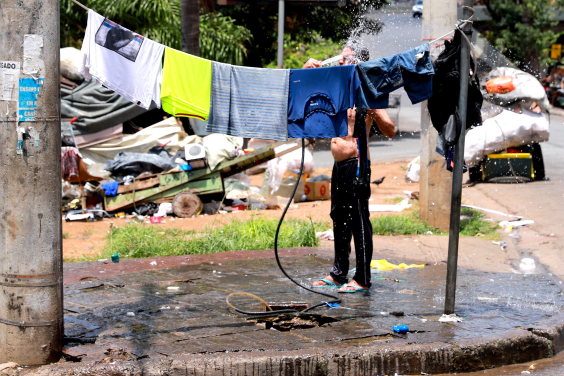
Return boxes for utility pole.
[277,0,285,68]
[0,0,63,365]
[445,2,473,315]
[419,0,457,231]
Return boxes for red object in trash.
[150,216,162,224]
[486,76,516,94]
[231,205,247,212]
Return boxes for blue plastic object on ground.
[327,302,340,308]
[393,324,409,334]
[180,164,193,171]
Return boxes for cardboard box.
[305,181,331,201]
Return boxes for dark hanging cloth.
[427,29,483,147]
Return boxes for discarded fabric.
[102,181,119,197]
[315,229,335,241]
[370,259,424,271]
[438,314,463,323]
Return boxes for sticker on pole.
[18,78,44,121]
[0,61,20,101]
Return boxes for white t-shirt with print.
[80,10,163,110]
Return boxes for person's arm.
[367,109,396,138]
[302,58,322,69]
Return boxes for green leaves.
[483,0,564,74]
[200,13,253,65]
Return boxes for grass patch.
[370,208,500,240]
[62,232,70,239]
[102,216,327,259]
[460,208,501,241]
[83,229,96,236]
[371,212,441,236]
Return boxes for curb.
[30,314,564,375]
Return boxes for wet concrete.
[27,249,564,375]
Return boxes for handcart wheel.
[172,192,203,218]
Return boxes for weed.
[62,232,70,239]
[460,208,500,241]
[371,212,440,236]
[101,216,327,259]
[384,197,405,204]
[83,229,96,236]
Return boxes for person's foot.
[311,275,341,287]
[338,279,369,292]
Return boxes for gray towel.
[207,64,289,141]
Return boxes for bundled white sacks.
[464,109,550,168]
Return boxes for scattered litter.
[369,198,412,212]
[111,254,119,263]
[439,314,463,323]
[98,259,108,262]
[380,312,390,316]
[374,276,404,282]
[521,371,530,374]
[492,240,508,249]
[316,229,334,241]
[461,204,523,219]
[404,156,420,183]
[519,258,536,273]
[393,324,409,334]
[160,306,171,310]
[500,219,534,228]
[478,297,499,302]
[126,312,135,317]
[371,259,424,271]
[426,231,433,235]
[167,286,180,291]
[326,302,340,308]
[149,216,162,224]
[390,311,404,316]
[150,261,157,266]
[421,319,428,322]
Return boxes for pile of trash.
[59,47,327,221]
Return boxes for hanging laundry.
[356,44,434,109]
[427,29,482,138]
[161,48,212,120]
[80,10,164,110]
[288,65,360,139]
[206,64,290,141]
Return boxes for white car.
[412,0,423,17]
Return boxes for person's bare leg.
[311,275,339,287]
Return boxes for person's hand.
[303,58,322,69]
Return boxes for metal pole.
[0,0,63,365]
[444,3,473,314]
[277,0,285,68]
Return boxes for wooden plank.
[117,177,160,194]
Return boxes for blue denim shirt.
[356,43,434,109]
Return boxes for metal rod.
[444,3,473,315]
[277,0,285,68]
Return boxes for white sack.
[80,117,202,165]
[464,109,549,168]
[484,67,550,111]
[203,133,244,170]
[60,47,84,82]
[405,156,420,183]
[266,144,315,194]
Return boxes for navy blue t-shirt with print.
[287,65,360,139]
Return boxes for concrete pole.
[277,0,285,68]
[419,0,457,231]
[0,0,63,365]
[445,3,473,315]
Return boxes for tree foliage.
[218,1,386,67]
[60,0,251,65]
[481,0,564,75]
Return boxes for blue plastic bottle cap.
[393,324,409,334]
